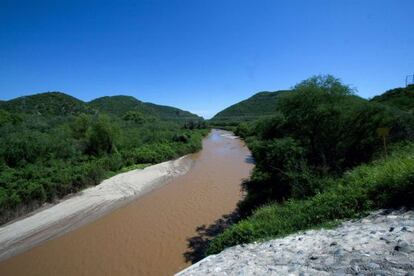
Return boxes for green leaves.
[86,115,119,156]
[293,75,355,97]
[122,111,148,124]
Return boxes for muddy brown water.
[0,129,253,276]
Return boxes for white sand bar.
[0,156,194,261]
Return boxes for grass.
[118,163,153,173]
[103,163,153,179]
[206,142,414,255]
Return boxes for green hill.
[88,95,155,117]
[370,85,414,113]
[0,92,91,116]
[211,84,413,128]
[0,92,202,121]
[89,95,202,121]
[210,90,290,125]
[144,102,203,121]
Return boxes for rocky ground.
[177,209,414,275]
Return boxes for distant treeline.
[209,80,414,129]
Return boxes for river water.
[0,129,253,276]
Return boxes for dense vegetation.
[207,143,414,254]
[209,90,289,128]
[88,95,156,117]
[370,85,414,113]
[0,92,92,116]
[206,75,414,254]
[89,95,203,121]
[0,92,207,224]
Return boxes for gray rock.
[176,209,414,276]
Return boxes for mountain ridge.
[211,84,414,127]
[370,85,414,113]
[0,91,203,121]
[210,90,290,125]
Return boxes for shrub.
[1,130,48,167]
[173,133,190,143]
[86,115,119,155]
[122,111,147,124]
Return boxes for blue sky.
[1,0,413,118]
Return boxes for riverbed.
[0,129,253,275]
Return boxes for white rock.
[177,209,414,275]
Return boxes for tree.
[122,111,146,124]
[86,115,118,155]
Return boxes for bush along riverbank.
[205,75,414,255]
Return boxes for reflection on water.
[0,129,253,276]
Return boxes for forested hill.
[88,96,156,117]
[370,85,414,113]
[89,95,203,121]
[0,92,92,116]
[210,84,414,128]
[144,102,203,121]
[0,92,202,121]
[210,90,289,126]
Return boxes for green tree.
[122,111,147,124]
[86,115,118,155]
[71,113,91,139]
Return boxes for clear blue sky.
[1,0,413,118]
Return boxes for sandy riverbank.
[0,155,194,262]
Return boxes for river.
[0,129,253,275]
